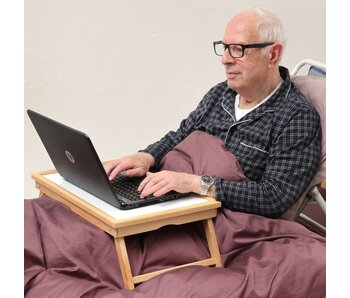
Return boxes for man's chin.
[227,79,238,89]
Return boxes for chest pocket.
[237,137,270,179]
[240,141,268,154]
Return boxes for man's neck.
[238,73,282,109]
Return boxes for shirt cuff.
[214,178,225,202]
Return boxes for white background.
[24,0,326,199]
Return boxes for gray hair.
[241,7,287,53]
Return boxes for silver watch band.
[200,175,214,196]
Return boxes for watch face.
[202,175,214,184]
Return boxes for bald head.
[225,8,286,50]
[225,10,261,44]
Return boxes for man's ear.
[269,43,283,66]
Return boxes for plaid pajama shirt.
[142,67,321,217]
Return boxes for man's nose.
[221,49,235,65]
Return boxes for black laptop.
[27,110,186,209]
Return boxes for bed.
[24,196,325,297]
[24,61,326,297]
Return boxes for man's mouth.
[226,71,240,79]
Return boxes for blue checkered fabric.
[142,67,321,217]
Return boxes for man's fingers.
[153,185,172,197]
[139,172,172,198]
[108,161,133,180]
[140,179,167,198]
[104,161,122,177]
[125,168,146,177]
[104,153,154,180]
[138,172,154,191]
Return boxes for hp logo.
[65,150,75,164]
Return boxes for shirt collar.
[222,66,292,121]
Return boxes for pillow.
[282,75,326,220]
[292,75,326,167]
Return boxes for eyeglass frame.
[213,41,275,58]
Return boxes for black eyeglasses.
[213,41,274,58]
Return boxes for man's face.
[221,13,271,93]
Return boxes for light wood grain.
[32,169,222,289]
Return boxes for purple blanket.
[25,130,325,297]
[25,196,325,297]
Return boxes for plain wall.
[24,0,325,199]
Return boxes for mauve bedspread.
[24,196,325,298]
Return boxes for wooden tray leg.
[114,237,135,290]
[203,218,222,267]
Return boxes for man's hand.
[137,171,216,198]
[103,152,155,180]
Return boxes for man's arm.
[214,110,321,218]
[140,83,224,167]
[104,83,223,179]
[137,171,215,198]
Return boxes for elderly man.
[104,7,321,218]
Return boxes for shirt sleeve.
[140,83,222,167]
[214,109,321,218]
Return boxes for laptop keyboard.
[110,175,146,201]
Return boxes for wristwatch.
[200,175,214,196]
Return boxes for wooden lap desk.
[32,170,222,290]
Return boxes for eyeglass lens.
[215,43,244,58]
